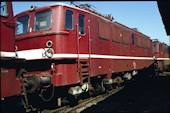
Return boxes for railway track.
[81,72,156,112]
[39,86,124,113]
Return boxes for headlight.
[46,40,53,48]
[45,48,54,58]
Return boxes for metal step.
[79,61,90,85]
[82,73,89,76]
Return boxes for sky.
[12,1,169,45]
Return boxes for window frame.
[33,10,53,32]
[122,29,129,45]
[65,9,74,31]
[111,25,121,43]
[98,19,110,41]
[146,39,151,50]
[142,37,147,49]
[78,14,85,35]
[137,35,141,48]
[164,46,168,53]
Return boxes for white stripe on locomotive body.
[16,48,49,60]
[16,48,170,61]
[156,58,170,60]
[0,51,16,58]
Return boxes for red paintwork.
[0,2,21,98]
[15,3,154,87]
[0,2,15,52]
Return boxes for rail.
[40,86,124,113]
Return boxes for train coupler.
[24,74,51,92]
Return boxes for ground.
[82,72,170,112]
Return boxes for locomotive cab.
[15,3,90,92]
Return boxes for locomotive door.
[76,11,89,61]
[76,11,90,84]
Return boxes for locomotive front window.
[33,10,52,31]
[65,10,74,30]
[0,2,8,17]
[16,15,29,35]
[79,14,85,35]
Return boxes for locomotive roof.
[152,39,169,46]
[114,22,150,39]
[15,2,111,22]
[15,2,151,40]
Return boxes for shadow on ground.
[82,73,170,113]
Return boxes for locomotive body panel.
[0,2,15,53]
[1,2,21,98]
[1,68,21,98]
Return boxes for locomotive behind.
[152,39,170,73]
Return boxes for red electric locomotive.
[14,2,155,109]
[0,1,21,99]
[153,39,170,73]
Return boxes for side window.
[16,15,29,35]
[137,35,141,48]
[146,39,151,49]
[112,25,120,43]
[122,30,129,45]
[33,10,52,31]
[159,45,162,52]
[79,14,85,35]
[98,19,110,40]
[142,38,146,48]
[0,2,8,17]
[163,46,165,53]
[131,34,134,45]
[65,10,74,30]
[164,46,168,53]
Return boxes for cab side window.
[65,10,74,30]
[79,14,85,35]
[16,15,29,35]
